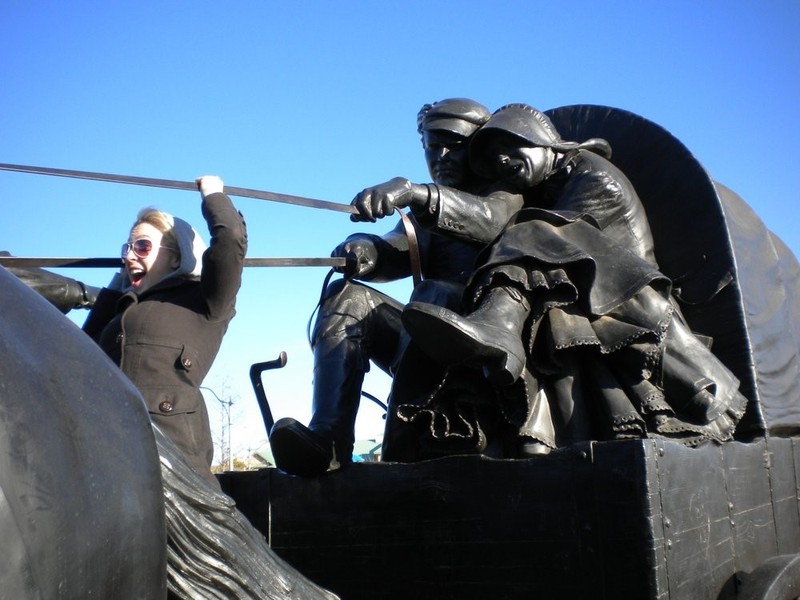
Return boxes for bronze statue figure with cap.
[268,98,527,476]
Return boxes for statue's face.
[422,129,470,187]
[490,142,551,191]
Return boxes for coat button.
[182,357,193,369]
[116,332,124,344]
[159,401,174,413]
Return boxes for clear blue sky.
[2,1,798,459]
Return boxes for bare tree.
[201,383,236,472]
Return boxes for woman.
[83,175,247,484]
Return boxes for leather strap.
[399,210,422,288]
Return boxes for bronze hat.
[470,103,611,177]
[417,98,491,138]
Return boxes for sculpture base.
[219,437,800,599]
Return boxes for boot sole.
[270,419,333,477]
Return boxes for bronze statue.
[0,250,100,312]
[269,98,527,475]
[400,103,747,457]
[4,102,800,599]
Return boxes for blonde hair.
[132,208,180,254]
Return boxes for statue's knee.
[321,277,350,302]
[409,279,464,310]
[320,280,373,313]
[314,281,375,344]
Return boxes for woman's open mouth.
[128,268,146,287]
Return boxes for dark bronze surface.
[0,266,167,599]
[220,438,800,599]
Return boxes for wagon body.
[220,436,800,599]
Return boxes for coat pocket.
[143,386,201,416]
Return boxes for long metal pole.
[0,256,347,268]
[0,162,357,215]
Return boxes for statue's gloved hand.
[9,272,99,313]
[331,234,379,279]
[77,281,101,308]
[2,252,101,312]
[350,177,423,222]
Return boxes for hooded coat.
[83,192,247,483]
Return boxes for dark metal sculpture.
[156,425,338,599]
[542,104,800,438]
[0,250,100,312]
[268,97,529,475]
[0,266,166,598]
[219,107,800,600]
[0,266,338,599]
[222,436,800,600]
[3,103,800,600]
[250,351,289,432]
[393,103,761,458]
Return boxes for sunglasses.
[121,239,175,259]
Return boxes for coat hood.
[171,216,206,280]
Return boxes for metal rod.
[0,162,357,215]
[249,351,288,435]
[0,256,346,268]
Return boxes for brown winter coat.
[83,192,247,481]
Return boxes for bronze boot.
[269,418,337,477]
[402,286,530,385]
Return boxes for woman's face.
[491,143,552,191]
[122,222,179,293]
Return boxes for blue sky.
[2,1,798,459]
